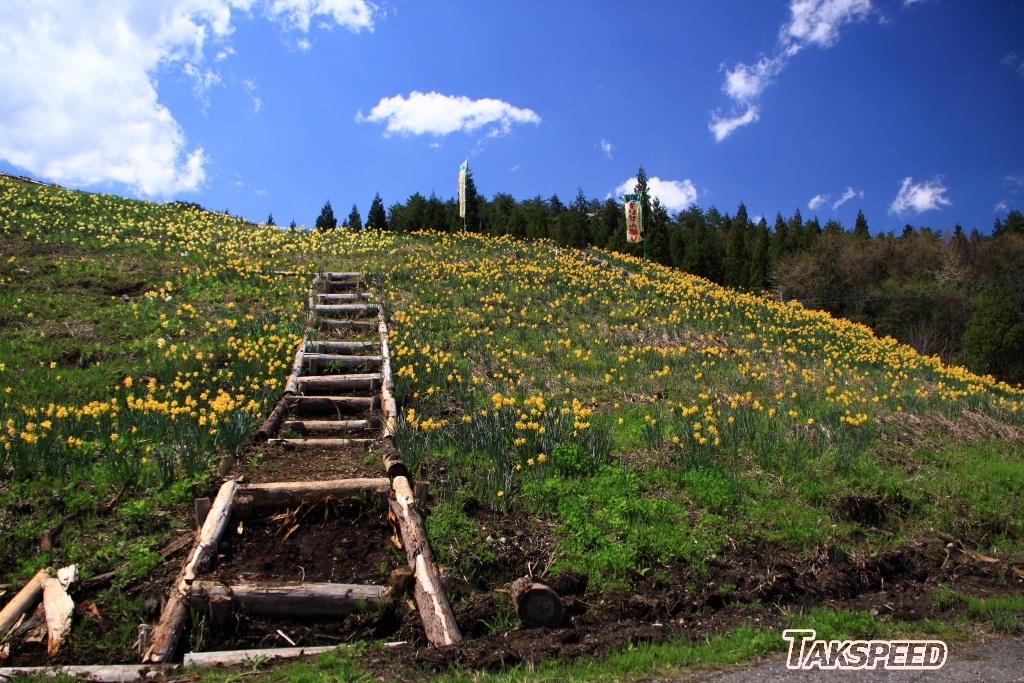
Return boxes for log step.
[316,304,379,316]
[317,293,374,303]
[288,395,380,415]
[266,438,375,447]
[189,581,385,621]
[304,353,383,367]
[326,271,363,280]
[295,373,381,394]
[319,318,377,331]
[241,477,390,505]
[281,419,380,435]
[305,341,380,354]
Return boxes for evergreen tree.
[346,204,362,232]
[748,218,770,291]
[267,213,276,226]
[315,200,337,232]
[961,291,1024,384]
[288,219,297,232]
[853,210,870,239]
[723,206,749,288]
[462,170,481,231]
[367,192,387,230]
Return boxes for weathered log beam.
[280,419,378,436]
[183,646,338,668]
[144,480,237,663]
[295,373,381,393]
[287,395,379,416]
[389,476,461,647]
[315,304,378,316]
[317,293,373,303]
[0,568,49,640]
[188,581,385,619]
[0,664,170,682]
[305,341,380,354]
[319,318,377,331]
[265,437,374,448]
[304,353,383,366]
[256,393,293,441]
[239,478,390,509]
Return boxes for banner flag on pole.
[458,159,468,219]
[624,197,643,243]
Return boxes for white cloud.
[832,186,863,209]
[599,138,613,159]
[995,200,1010,213]
[711,0,873,141]
[808,194,829,210]
[889,176,952,215]
[356,91,540,138]
[0,0,375,197]
[613,176,698,213]
[1003,52,1024,77]
[266,0,374,32]
[709,105,761,142]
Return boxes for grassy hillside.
[1,174,1023,674]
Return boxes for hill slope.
[1,174,1022,672]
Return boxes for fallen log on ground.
[188,581,385,620]
[510,576,564,628]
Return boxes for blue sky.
[1,0,1022,233]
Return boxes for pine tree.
[853,210,870,239]
[346,204,362,232]
[367,192,387,230]
[288,219,297,232]
[267,213,276,227]
[315,200,337,232]
[462,170,481,231]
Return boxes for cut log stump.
[511,577,564,628]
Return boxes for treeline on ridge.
[309,170,1024,387]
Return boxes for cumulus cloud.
[832,186,863,209]
[889,176,952,215]
[356,91,540,138]
[808,193,829,210]
[599,138,613,159]
[613,176,698,213]
[267,0,374,32]
[0,0,375,196]
[710,0,872,141]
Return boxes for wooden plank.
[188,581,385,619]
[304,354,383,365]
[389,476,461,647]
[315,304,379,315]
[317,293,373,303]
[318,318,377,331]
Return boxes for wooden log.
[0,664,169,682]
[265,437,374,448]
[315,303,378,316]
[326,271,363,280]
[305,341,379,354]
[295,374,381,394]
[144,480,237,663]
[0,568,49,640]
[389,476,461,647]
[240,478,389,509]
[287,395,379,416]
[319,318,377,331]
[42,575,74,656]
[256,393,293,441]
[189,581,384,619]
[282,334,307,396]
[183,646,338,668]
[380,437,407,480]
[304,353,383,366]
[510,577,564,628]
[376,305,397,431]
[281,419,378,436]
[317,293,373,303]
